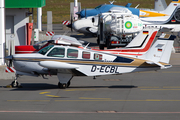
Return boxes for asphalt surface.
[1,66,180,120]
[1,27,180,120]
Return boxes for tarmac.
[0,64,180,120]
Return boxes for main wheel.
[58,82,67,89]
[99,44,104,50]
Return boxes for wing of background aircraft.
[77,4,140,18]
[154,0,167,11]
[51,35,82,47]
[76,0,171,19]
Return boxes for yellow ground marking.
[7,99,180,102]
[55,99,180,102]
[163,86,180,88]
[162,71,180,73]
[45,95,60,98]
[79,97,111,100]
[138,71,157,73]
[141,89,180,90]
[64,89,96,91]
[137,71,180,73]
[39,92,50,94]
[138,87,159,88]
[39,92,60,97]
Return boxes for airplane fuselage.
[12,45,161,77]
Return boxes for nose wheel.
[11,80,19,87]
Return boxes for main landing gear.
[58,81,71,89]
[57,73,73,89]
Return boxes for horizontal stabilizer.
[146,61,172,69]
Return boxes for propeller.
[5,55,13,68]
[6,42,13,67]
[85,8,87,19]
[71,13,73,32]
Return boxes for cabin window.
[94,53,102,60]
[47,47,65,57]
[82,51,90,59]
[67,49,78,58]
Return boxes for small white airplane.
[5,28,176,89]
[71,0,180,35]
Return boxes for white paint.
[0,0,5,65]
[37,7,42,31]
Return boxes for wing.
[38,61,79,69]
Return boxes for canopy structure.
[5,0,46,8]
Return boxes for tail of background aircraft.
[161,0,180,15]
[154,0,167,11]
[139,33,176,64]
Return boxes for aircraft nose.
[72,21,80,31]
[5,55,13,60]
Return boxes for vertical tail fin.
[154,0,167,11]
[139,33,176,64]
[162,0,180,15]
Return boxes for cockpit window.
[67,49,78,58]
[47,47,65,57]
[38,45,54,55]
[33,40,48,50]
[95,4,104,9]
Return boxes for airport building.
[5,0,46,45]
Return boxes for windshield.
[95,4,104,9]
[38,45,54,55]
[33,40,48,50]
[33,40,54,50]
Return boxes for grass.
[31,0,172,24]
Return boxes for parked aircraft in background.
[71,0,180,35]
[76,0,169,18]
[5,28,176,88]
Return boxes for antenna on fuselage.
[135,4,140,8]
[84,43,90,49]
[109,1,116,5]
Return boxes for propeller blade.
[5,55,13,67]
[71,13,73,32]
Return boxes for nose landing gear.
[10,74,21,88]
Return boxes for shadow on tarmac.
[8,84,137,91]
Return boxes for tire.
[99,44,104,50]
[11,81,19,87]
